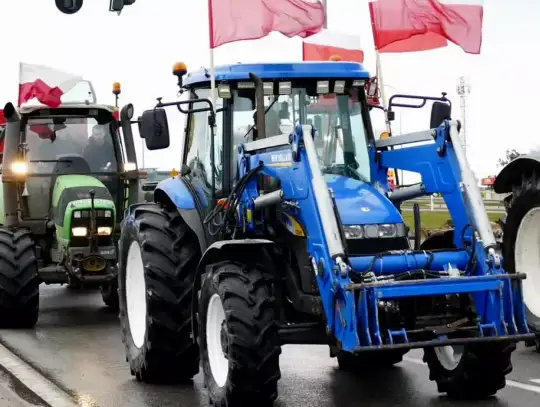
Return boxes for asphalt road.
[1,286,540,407]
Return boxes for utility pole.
[322,0,328,28]
[456,76,471,156]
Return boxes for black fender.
[153,187,210,254]
[494,155,540,194]
[190,239,275,343]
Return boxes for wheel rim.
[206,293,228,388]
[125,241,147,349]
[515,206,540,319]
[434,345,464,371]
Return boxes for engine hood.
[324,175,403,225]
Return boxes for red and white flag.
[209,0,326,49]
[302,29,364,62]
[18,62,83,108]
[369,0,484,54]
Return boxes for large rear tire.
[100,281,119,311]
[501,175,540,335]
[424,342,514,398]
[0,228,39,328]
[118,203,200,383]
[199,261,281,406]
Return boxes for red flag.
[18,62,83,108]
[209,0,326,49]
[302,29,364,63]
[369,0,483,54]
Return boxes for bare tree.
[497,149,521,167]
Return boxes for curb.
[0,342,77,407]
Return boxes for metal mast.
[456,76,471,156]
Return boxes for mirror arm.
[208,113,217,208]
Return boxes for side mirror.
[140,109,170,150]
[430,101,451,128]
[56,0,83,14]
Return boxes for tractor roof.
[183,61,370,87]
[19,103,118,115]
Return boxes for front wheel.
[100,281,119,311]
[199,261,281,406]
[118,203,200,383]
[424,342,514,398]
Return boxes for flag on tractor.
[302,29,364,62]
[18,62,83,108]
[208,0,326,48]
[369,0,484,54]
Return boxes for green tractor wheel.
[0,228,40,328]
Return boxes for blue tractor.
[116,61,534,406]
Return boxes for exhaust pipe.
[2,103,21,227]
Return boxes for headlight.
[104,210,113,218]
[11,161,28,175]
[97,227,112,236]
[72,227,87,237]
[344,223,407,239]
[343,225,363,239]
[74,211,81,219]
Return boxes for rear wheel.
[199,261,281,406]
[502,175,540,336]
[424,342,514,398]
[100,281,119,311]
[0,228,39,328]
[118,203,200,383]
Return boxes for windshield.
[232,87,371,182]
[25,116,118,174]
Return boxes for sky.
[1,0,538,179]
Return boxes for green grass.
[401,211,502,231]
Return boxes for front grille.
[70,209,114,247]
[346,237,410,256]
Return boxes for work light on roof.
[217,84,231,99]
[334,81,345,94]
[263,82,274,95]
[317,81,330,94]
[278,82,292,95]
[352,80,365,87]
[237,82,255,89]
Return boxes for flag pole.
[322,0,328,28]
[375,51,391,132]
[208,0,217,112]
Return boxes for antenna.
[456,76,471,156]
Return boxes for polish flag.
[18,62,83,108]
[369,0,484,54]
[302,29,363,62]
[209,0,326,48]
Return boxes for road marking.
[404,356,540,394]
[0,343,77,407]
[530,379,540,384]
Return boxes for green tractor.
[0,100,141,328]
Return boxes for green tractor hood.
[52,175,116,243]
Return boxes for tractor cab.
[0,90,141,321]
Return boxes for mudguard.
[494,154,540,194]
[152,176,210,257]
[190,239,275,343]
[153,177,196,210]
